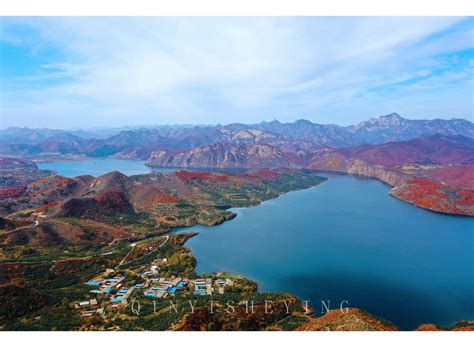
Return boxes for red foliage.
[0,187,26,199]
[394,176,472,214]
[256,169,280,180]
[237,169,281,183]
[456,191,474,205]
[396,177,449,211]
[34,201,59,213]
[26,176,74,199]
[212,174,230,182]
[427,165,474,190]
[176,171,211,183]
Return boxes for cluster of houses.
[143,277,188,298]
[193,278,233,296]
[141,258,167,277]
[74,270,131,316]
[73,298,105,317]
[74,260,237,317]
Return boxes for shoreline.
[36,156,473,217]
[310,168,474,217]
[1,161,472,330]
[167,175,472,330]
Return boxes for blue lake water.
[38,159,473,330]
[179,174,473,330]
[38,158,244,177]
[38,158,175,177]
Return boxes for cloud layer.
[1,17,473,128]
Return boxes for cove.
[176,173,473,330]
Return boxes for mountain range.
[1,113,472,161]
[1,113,473,216]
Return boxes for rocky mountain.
[1,114,473,160]
[243,113,474,146]
[146,143,299,169]
[248,119,355,147]
[347,113,474,144]
[103,126,227,159]
[147,134,473,171]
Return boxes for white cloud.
[0,16,472,128]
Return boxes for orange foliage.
[154,193,179,204]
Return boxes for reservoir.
[38,159,473,330]
[38,158,174,177]
[37,158,243,177]
[179,174,473,330]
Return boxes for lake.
[38,158,473,330]
[178,174,473,330]
[37,158,245,177]
[38,158,175,177]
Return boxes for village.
[74,256,234,318]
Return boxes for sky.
[0,17,473,129]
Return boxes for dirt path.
[158,235,169,248]
[117,235,169,268]
[118,243,137,266]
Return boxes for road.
[3,219,40,235]
[108,233,135,246]
[158,235,169,248]
[118,243,137,266]
[117,235,170,268]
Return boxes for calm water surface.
[38,159,473,329]
[38,158,244,177]
[178,174,473,330]
[38,158,175,177]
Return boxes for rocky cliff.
[146,143,296,168]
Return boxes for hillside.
[0,157,55,215]
[0,167,329,331]
[295,308,398,331]
[0,168,326,248]
[144,135,474,215]
[307,135,474,215]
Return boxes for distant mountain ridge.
[1,113,472,160]
[146,134,474,170]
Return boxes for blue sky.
[0,17,473,129]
